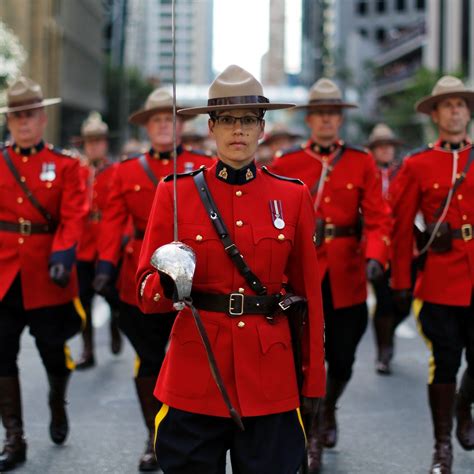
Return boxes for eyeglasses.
[213,115,262,129]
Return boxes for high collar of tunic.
[11,140,45,156]
[149,144,183,160]
[215,160,257,185]
[438,139,470,151]
[310,139,343,155]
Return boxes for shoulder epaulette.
[261,167,303,185]
[163,165,205,182]
[405,144,433,158]
[183,146,214,158]
[47,144,78,159]
[121,153,142,162]
[344,143,370,154]
[274,144,304,158]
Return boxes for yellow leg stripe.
[64,344,76,371]
[296,407,307,445]
[154,403,169,449]
[133,355,141,378]
[73,297,87,331]
[413,299,436,384]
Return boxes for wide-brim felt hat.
[178,65,294,115]
[129,88,196,125]
[294,78,358,110]
[366,123,403,148]
[260,123,302,146]
[0,76,61,114]
[415,75,474,115]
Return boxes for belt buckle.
[324,223,335,241]
[19,220,32,236]
[278,298,291,311]
[229,293,244,316]
[461,224,473,242]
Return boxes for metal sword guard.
[150,241,196,310]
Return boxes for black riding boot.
[76,305,95,369]
[455,370,474,450]
[320,377,347,448]
[47,373,70,445]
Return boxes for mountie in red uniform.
[97,146,214,304]
[136,160,326,418]
[77,160,117,262]
[0,141,88,309]
[271,139,392,309]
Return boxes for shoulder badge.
[274,143,304,159]
[163,165,205,182]
[121,153,142,162]
[405,144,432,159]
[48,144,79,159]
[261,167,303,185]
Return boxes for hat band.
[309,98,344,105]
[7,97,43,109]
[207,95,269,106]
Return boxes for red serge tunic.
[136,160,326,417]
[97,147,214,306]
[271,141,392,309]
[391,141,474,306]
[0,142,88,309]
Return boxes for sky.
[212,0,301,80]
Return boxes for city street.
[11,296,474,474]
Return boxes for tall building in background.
[125,0,213,85]
[0,0,105,145]
[261,0,286,85]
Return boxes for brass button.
[463,215,468,221]
[237,321,245,328]
[346,183,354,189]
[162,159,169,165]
[235,190,242,197]
[18,217,24,223]
[313,235,317,244]
[18,237,24,244]
[326,217,332,223]
[236,220,243,227]
[17,197,23,204]
[126,246,134,254]
[46,182,52,188]
[153,293,161,302]
[457,194,463,200]
[134,184,141,191]
[433,183,439,189]
[195,234,203,241]
[20,176,26,183]
[22,156,28,163]
[324,196,330,203]
[278,233,285,241]
[238,288,245,294]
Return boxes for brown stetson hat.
[0,76,61,114]
[415,75,474,115]
[178,65,294,115]
[81,112,109,139]
[294,78,358,110]
[128,88,195,126]
[260,123,302,146]
[366,123,403,148]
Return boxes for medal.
[40,162,56,181]
[269,200,285,229]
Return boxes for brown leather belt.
[134,229,145,240]
[191,292,281,317]
[0,220,56,235]
[315,221,358,246]
[452,224,474,241]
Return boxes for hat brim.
[415,91,474,114]
[0,97,62,114]
[178,103,295,115]
[293,102,358,110]
[366,138,404,148]
[129,106,196,125]
[261,132,302,146]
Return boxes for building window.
[416,0,425,9]
[376,0,386,13]
[356,1,368,15]
[395,0,406,11]
[375,27,386,43]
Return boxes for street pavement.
[9,295,474,473]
